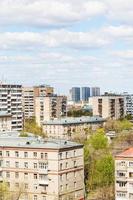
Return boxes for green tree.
[23,118,46,137]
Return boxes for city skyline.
[0,0,133,94]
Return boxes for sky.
[0,0,133,94]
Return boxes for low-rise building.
[43,116,105,139]
[35,96,67,127]
[0,132,84,200]
[0,112,12,132]
[89,95,124,119]
[115,148,133,200]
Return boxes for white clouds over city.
[0,0,133,93]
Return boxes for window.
[60,163,62,170]
[34,195,37,200]
[0,151,2,156]
[41,153,44,159]
[6,172,10,178]
[15,151,19,157]
[15,162,19,168]
[60,175,62,181]
[24,162,28,168]
[66,152,68,158]
[66,184,68,190]
[25,184,28,189]
[15,183,19,188]
[34,184,38,190]
[0,160,2,167]
[6,151,10,157]
[15,172,19,179]
[24,152,28,158]
[39,163,48,169]
[34,174,37,179]
[74,182,76,189]
[66,173,68,180]
[129,172,133,178]
[34,163,37,169]
[129,162,133,167]
[74,150,76,157]
[45,153,48,159]
[74,161,76,167]
[6,161,10,167]
[66,162,68,168]
[24,173,28,180]
[59,153,62,160]
[33,152,37,158]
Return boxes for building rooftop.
[0,131,83,150]
[116,148,133,158]
[0,112,11,117]
[43,116,105,125]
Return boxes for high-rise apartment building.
[124,94,133,117]
[0,84,23,131]
[89,95,124,119]
[70,87,80,102]
[81,87,90,101]
[91,87,100,96]
[0,132,84,200]
[115,148,133,200]
[35,96,67,126]
[22,87,34,119]
[22,85,54,119]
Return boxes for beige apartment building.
[22,85,54,120]
[115,148,133,200]
[35,96,67,127]
[43,116,105,140]
[0,132,84,200]
[0,112,12,132]
[89,95,124,119]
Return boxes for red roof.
[116,148,133,158]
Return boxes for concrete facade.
[0,84,23,131]
[43,116,105,139]
[35,96,67,127]
[115,148,133,200]
[0,132,85,200]
[0,112,12,132]
[89,96,124,119]
[22,85,54,120]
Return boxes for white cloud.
[103,0,133,24]
[0,30,109,50]
[0,0,106,27]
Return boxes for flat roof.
[0,112,11,117]
[43,116,105,125]
[0,131,83,150]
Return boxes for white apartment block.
[43,116,105,140]
[0,132,85,200]
[22,85,54,120]
[22,87,34,119]
[124,95,133,116]
[35,96,67,127]
[115,148,133,200]
[89,96,124,119]
[0,112,12,132]
[0,84,23,131]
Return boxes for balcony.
[38,169,48,174]
[38,179,49,186]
